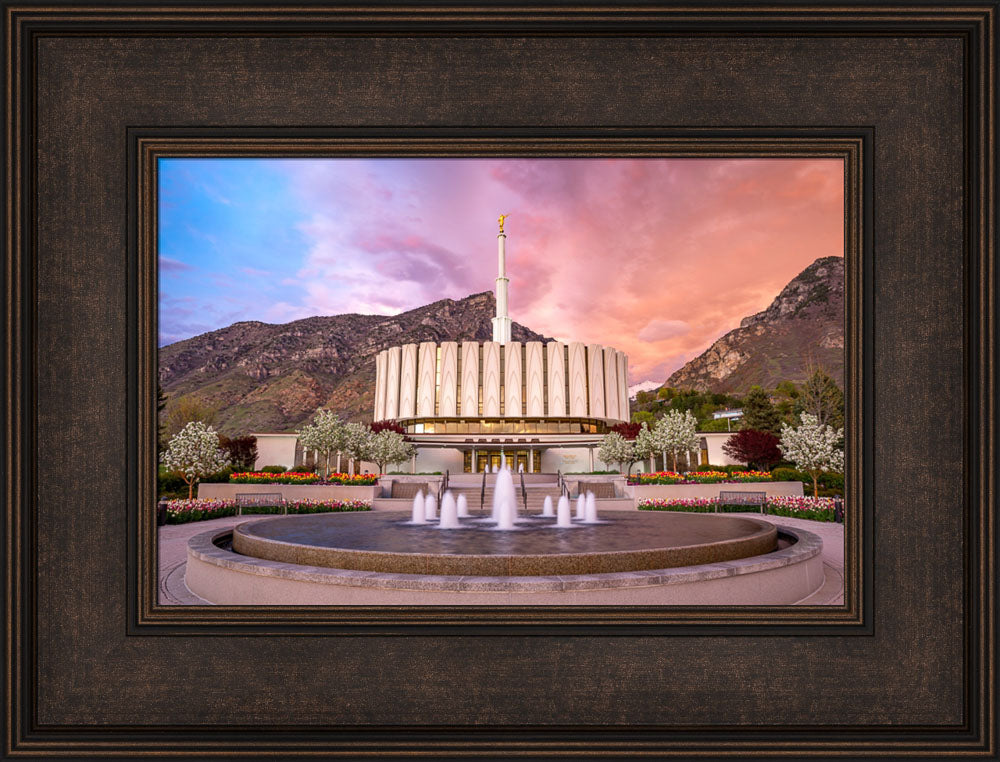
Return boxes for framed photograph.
[4,3,995,759]
[150,147,858,616]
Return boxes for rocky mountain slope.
[159,292,550,436]
[665,256,844,393]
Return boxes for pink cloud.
[274,158,843,384]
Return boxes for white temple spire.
[492,215,512,344]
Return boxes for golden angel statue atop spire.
[497,213,509,233]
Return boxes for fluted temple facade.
[372,221,629,474]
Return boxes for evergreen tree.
[157,385,168,452]
[740,385,781,435]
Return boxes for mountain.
[665,256,844,393]
[628,380,662,399]
[159,292,551,436]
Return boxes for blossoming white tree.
[633,421,659,473]
[653,409,700,472]
[367,430,416,475]
[779,412,845,497]
[296,408,346,477]
[159,421,231,500]
[598,431,637,475]
[341,421,373,475]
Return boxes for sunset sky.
[159,157,843,386]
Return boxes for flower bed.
[163,498,372,524]
[230,471,320,484]
[323,473,379,486]
[638,495,838,522]
[228,472,378,486]
[637,498,717,513]
[764,495,838,522]
[627,470,774,486]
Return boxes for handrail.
[519,472,528,514]
[480,469,487,514]
[437,469,449,502]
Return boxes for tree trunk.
[811,472,819,498]
[187,479,194,500]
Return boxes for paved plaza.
[159,513,845,606]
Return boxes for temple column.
[471,447,477,473]
[528,448,534,473]
[588,447,595,473]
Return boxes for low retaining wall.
[197,483,378,501]
[626,481,804,501]
[186,524,824,606]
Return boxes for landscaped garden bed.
[628,470,774,485]
[162,498,372,524]
[228,471,379,486]
[638,495,839,522]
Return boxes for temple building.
[372,217,630,474]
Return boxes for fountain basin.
[230,511,778,577]
[185,518,824,605]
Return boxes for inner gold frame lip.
[132,131,865,631]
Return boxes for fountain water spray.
[556,495,573,527]
[424,493,438,521]
[456,493,469,518]
[492,462,519,530]
[584,491,598,523]
[410,491,427,524]
[575,494,586,520]
[438,491,460,529]
[541,495,554,517]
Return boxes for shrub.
[260,465,287,474]
[771,466,801,481]
[767,466,843,495]
[609,422,642,440]
[157,466,188,498]
[201,466,235,483]
[218,435,258,471]
[722,429,782,470]
[370,420,406,435]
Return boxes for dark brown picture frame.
[4,3,996,758]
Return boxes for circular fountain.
[185,461,825,605]
[230,508,778,576]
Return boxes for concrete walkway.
[158,513,845,606]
